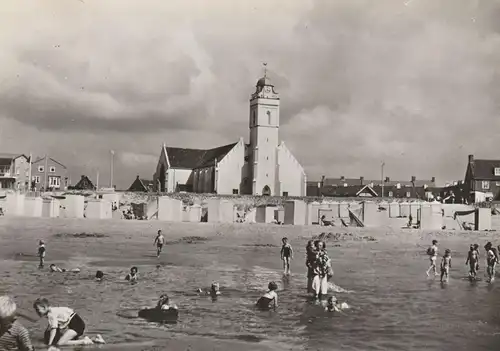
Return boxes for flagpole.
[110,150,114,189]
[28,152,32,193]
[96,168,99,190]
[43,154,48,192]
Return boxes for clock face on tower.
[264,86,271,93]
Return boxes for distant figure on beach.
[408,214,413,227]
[125,267,138,283]
[280,237,293,275]
[49,264,80,273]
[256,282,278,311]
[484,242,498,283]
[33,298,105,348]
[0,295,35,351]
[426,240,438,277]
[154,230,165,258]
[305,240,317,293]
[95,271,104,281]
[440,249,452,283]
[311,240,331,299]
[38,240,46,269]
[325,296,349,313]
[465,244,479,279]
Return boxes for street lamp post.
[381,162,385,198]
[110,150,114,189]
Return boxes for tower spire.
[263,62,267,78]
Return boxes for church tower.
[249,65,280,196]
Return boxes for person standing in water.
[465,244,479,279]
[305,240,317,293]
[280,237,293,275]
[485,242,498,283]
[311,240,330,299]
[440,249,452,283]
[153,230,165,258]
[426,240,438,277]
[38,240,46,269]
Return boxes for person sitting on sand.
[33,298,105,348]
[256,282,278,311]
[125,267,138,283]
[0,295,35,351]
[440,249,452,283]
[49,264,80,273]
[95,270,104,282]
[156,294,177,310]
[325,296,349,313]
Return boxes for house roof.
[356,185,378,197]
[32,156,66,169]
[322,177,435,188]
[128,176,154,192]
[470,159,500,180]
[165,142,237,169]
[73,175,94,190]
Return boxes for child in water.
[305,240,317,293]
[485,242,498,283]
[153,230,165,258]
[426,240,438,277]
[465,244,479,279]
[0,295,35,351]
[256,282,278,311]
[38,240,46,269]
[33,298,105,347]
[156,294,178,310]
[440,249,452,283]
[125,267,138,283]
[95,270,104,281]
[280,237,293,275]
[325,296,349,313]
[49,264,80,273]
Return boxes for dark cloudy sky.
[1,0,499,188]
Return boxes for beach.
[1,217,500,350]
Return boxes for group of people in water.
[0,232,350,351]
[426,239,500,283]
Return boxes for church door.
[262,185,271,196]
[159,164,166,192]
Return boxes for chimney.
[340,176,345,181]
[360,176,364,185]
[385,177,390,182]
[431,176,436,183]
[411,176,416,182]
[468,154,474,163]
[136,175,140,179]
[320,175,325,188]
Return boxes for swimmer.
[426,240,438,277]
[256,282,278,311]
[153,230,165,258]
[125,267,138,283]
[49,264,80,273]
[325,296,349,313]
[440,249,452,283]
[33,298,105,348]
[156,294,177,310]
[280,237,293,275]
[95,270,104,281]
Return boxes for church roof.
[165,142,237,169]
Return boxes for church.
[152,70,307,196]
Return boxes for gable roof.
[73,175,95,190]
[32,156,66,169]
[470,159,500,180]
[128,176,154,192]
[322,177,435,188]
[356,185,378,197]
[165,142,237,169]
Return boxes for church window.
[267,111,271,125]
[252,111,256,126]
[232,189,239,195]
[282,191,289,197]
[244,156,249,162]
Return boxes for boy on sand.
[280,237,293,275]
[0,296,34,351]
[426,240,438,277]
[440,249,452,283]
[33,298,105,348]
[38,240,46,268]
[154,230,165,258]
[256,282,278,311]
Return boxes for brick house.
[31,156,68,191]
[307,175,437,199]
[0,153,30,191]
[464,154,500,202]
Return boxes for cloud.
[1,0,500,187]
[118,152,157,168]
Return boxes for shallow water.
[2,220,500,350]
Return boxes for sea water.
[1,233,500,350]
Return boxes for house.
[308,175,437,199]
[464,154,500,202]
[70,175,95,191]
[152,70,307,196]
[128,176,154,192]
[31,156,68,191]
[0,153,30,191]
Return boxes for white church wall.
[278,142,306,197]
[166,168,192,192]
[217,140,245,195]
